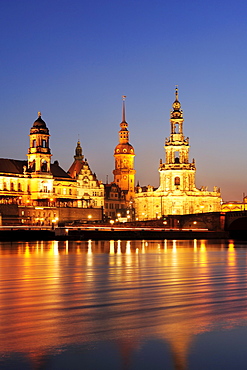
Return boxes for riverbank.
[0,226,229,241]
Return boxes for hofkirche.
[0,88,222,225]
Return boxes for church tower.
[159,87,196,192]
[113,96,136,202]
[27,112,52,173]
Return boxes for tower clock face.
[123,176,127,180]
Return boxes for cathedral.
[134,88,222,220]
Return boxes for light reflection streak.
[126,241,131,254]
[88,240,92,255]
[117,240,121,254]
[110,240,115,254]
[193,239,197,251]
[228,240,236,267]
[53,240,59,255]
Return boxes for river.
[1,239,247,369]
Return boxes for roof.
[51,162,74,180]
[0,158,74,181]
[67,160,84,178]
[0,159,27,174]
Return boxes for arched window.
[41,160,47,172]
[33,139,36,148]
[174,177,180,186]
[174,151,180,163]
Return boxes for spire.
[122,95,126,122]
[119,95,129,143]
[175,85,179,101]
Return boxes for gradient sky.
[0,0,246,201]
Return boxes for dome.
[30,112,49,134]
[114,142,135,155]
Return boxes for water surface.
[1,239,247,369]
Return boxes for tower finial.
[122,95,126,122]
[175,85,178,101]
[38,111,41,117]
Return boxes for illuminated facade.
[0,114,102,225]
[113,96,136,202]
[68,141,104,208]
[134,88,222,220]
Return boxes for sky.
[0,0,247,201]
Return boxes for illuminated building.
[68,140,104,208]
[104,182,126,220]
[113,96,136,203]
[134,88,222,220]
[0,114,102,225]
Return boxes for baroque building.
[0,114,102,225]
[134,88,222,220]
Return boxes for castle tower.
[113,96,136,202]
[27,112,52,173]
[159,87,196,192]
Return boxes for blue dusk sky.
[0,0,246,201]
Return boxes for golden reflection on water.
[1,239,247,370]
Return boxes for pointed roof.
[114,96,135,154]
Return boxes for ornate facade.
[134,88,222,220]
[68,141,104,208]
[0,114,102,225]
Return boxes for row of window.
[0,182,75,196]
[0,183,29,192]
[32,139,48,148]
[105,203,125,209]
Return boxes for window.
[41,160,47,172]
[42,140,46,148]
[174,177,180,186]
[33,139,36,148]
[10,183,14,191]
[174,151,180,163]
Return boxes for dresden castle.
[0,88,222,225]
